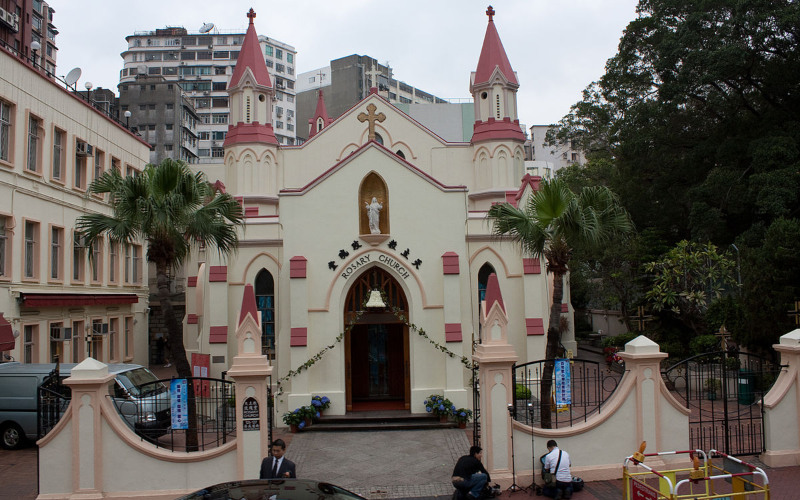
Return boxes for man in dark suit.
[260,439,297,479]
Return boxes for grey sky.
[54,0,638,128]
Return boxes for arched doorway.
[344,266,409,411]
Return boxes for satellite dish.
[199,22,214,33]
[137,65,148,75]
[65,67,81,87]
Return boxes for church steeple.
[223,8,278,146]
[470,5,525,144]
[308,88,333,139]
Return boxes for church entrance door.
[344,266,409,412]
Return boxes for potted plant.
[299,405,317,427]
[454,408,473,429]
[705,377,721,401]
[311,395,331,416]
[425,394,455,423]
[282,409,303,433]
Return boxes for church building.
[184,6,574,415]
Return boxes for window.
[23,324,38,363]
[24,220,39,279]
[212,98,228,107]
[212,113,228,124]
[199,131,210,140]
[49,322,63,363]
[215,66,226,75]
[111,157,121,172]
[255,269,275,358]
[108,241,117,283]
[125,244,142,283]
[265,45,273,57]
[124,317,133,359]
[89,319,103,360]
[165,124,173,131]
[0,216,10,278]
[73,231,85,282]
[90,238,102,283]
[1,100,13,163]
[124,244,130,283]
[166,103,174,110]
[276,121,283,129]
[265,60,273,69]
[276,63,285,73]
[74,154,86,190]
[72,320,84,362]
[212,81,227,91]
[27,116,42,172]
[50,226,63,281]
[94,149,105,181]
[52,128,64,180]
[148,104,156,110]
[287,53,293,64]
[139,104,147,111]
[109,317,119,362]
[275,48,283,60]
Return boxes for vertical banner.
[170,379,189,430]
[554,358,572,407]
[191,352,211,397]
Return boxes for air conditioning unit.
[75,141,94,157]
[0,8,18,32]
[50,327,72,342]
[203,91,210,95]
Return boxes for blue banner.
[554,359,571,406]
[170,379,189,430]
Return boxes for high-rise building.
[119,25,297,160]
[0,0,58,76]
[296,54,448,142]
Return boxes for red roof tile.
[228,9,272,89]
[474,7,518,86]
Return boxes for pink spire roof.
[484,273,506,314]
[228,8,272,89]
[474,6,518,86]
[239,284,259,326]
[308,89,334,139]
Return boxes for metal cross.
[247,8,256,24]
[486,5,495,21]
[632,305,652,332]
[357,103,386,142]
[789,299,800,326]
[714,324,732,351]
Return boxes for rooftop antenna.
[64,67,81,90]
[199,22,214,33]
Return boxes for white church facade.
[184,7,574,416]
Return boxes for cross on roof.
[632,305,652,332]
[486,5,495,21]
[247,8,256,24]
[357,103,386,142]
[789,299,800,325]
[714,324,732,351]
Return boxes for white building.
[119,25,298,155]
[184,8,573,417]
[528,124,585,177]
[0,47,151,366]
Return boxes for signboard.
[191,353,210,397]
[170,379,189,430]
[243,419,260,431]
[630,479,658,500]
[243,397,260,419]
[554,359,572,407]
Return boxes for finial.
[486,5,495,22]
[247,8,256,24]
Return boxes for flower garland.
[275,290,476,395]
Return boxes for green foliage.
[601,332,639,349]
[424,394,455,417]
[454,408,473,423]
[704,378,721,392]
[282,409,303,426]
[515,384,532,400]
[689,335,719,356]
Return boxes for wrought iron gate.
[37,368,70,439]
[661,350,783,455]
[472,364,480,446]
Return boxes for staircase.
[306,410,459,432]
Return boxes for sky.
[54,0,639,128]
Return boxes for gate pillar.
[474,274,518,485]
[762,329,800,467]
[226,284,273,480]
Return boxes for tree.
[643,241,738,337]
[77,159,243,450]
[487,178,633,427]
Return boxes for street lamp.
[84,81,93,106]
[124,110,131,128]
[30,41,41,68]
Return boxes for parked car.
[176,479,366,500]
[0,362,169,449]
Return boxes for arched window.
[395,150,405,159]
[477,263,496,341]
[255,269,275,358]
[374,133,384,145]
[317,118,324,132]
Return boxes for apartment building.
[0,46,151,366]
[0,0,57,77]
[119,26,297,157]
[119,76,200,165]
[296,54,448,141]
[528,124,585,177]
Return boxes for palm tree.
[77,158,243,449]
[487,177,633,428]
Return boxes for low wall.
[762,329,800,467]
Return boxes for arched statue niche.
[359,172,389,236]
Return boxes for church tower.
[469,6,526,200]
[307,88,334,139]
[223,8,280,197]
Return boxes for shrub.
[689,334,719,355]
[282,409,303,426]
[454,408,473,423]
[515,384,531,400]
[424,394,455,417]
[601,332,639,349]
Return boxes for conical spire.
[473,5,518,86]
[228,8,272,89]
[238,284,259,326]
[308,89,334,139]
[484,273,506,314]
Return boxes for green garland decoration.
[275,290,476,396]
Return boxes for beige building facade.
[0,47,151,367]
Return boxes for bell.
[365,289,386,308]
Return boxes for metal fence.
[512,358,622,428]
[108,377,236,452]
[37,369,71,439]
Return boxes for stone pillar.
[762,329,800,467]
[62,358,116,499]
[474,274,518,482]
[442,252,467,407]
[226,284,273,480]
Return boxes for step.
[302,410,460,432]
